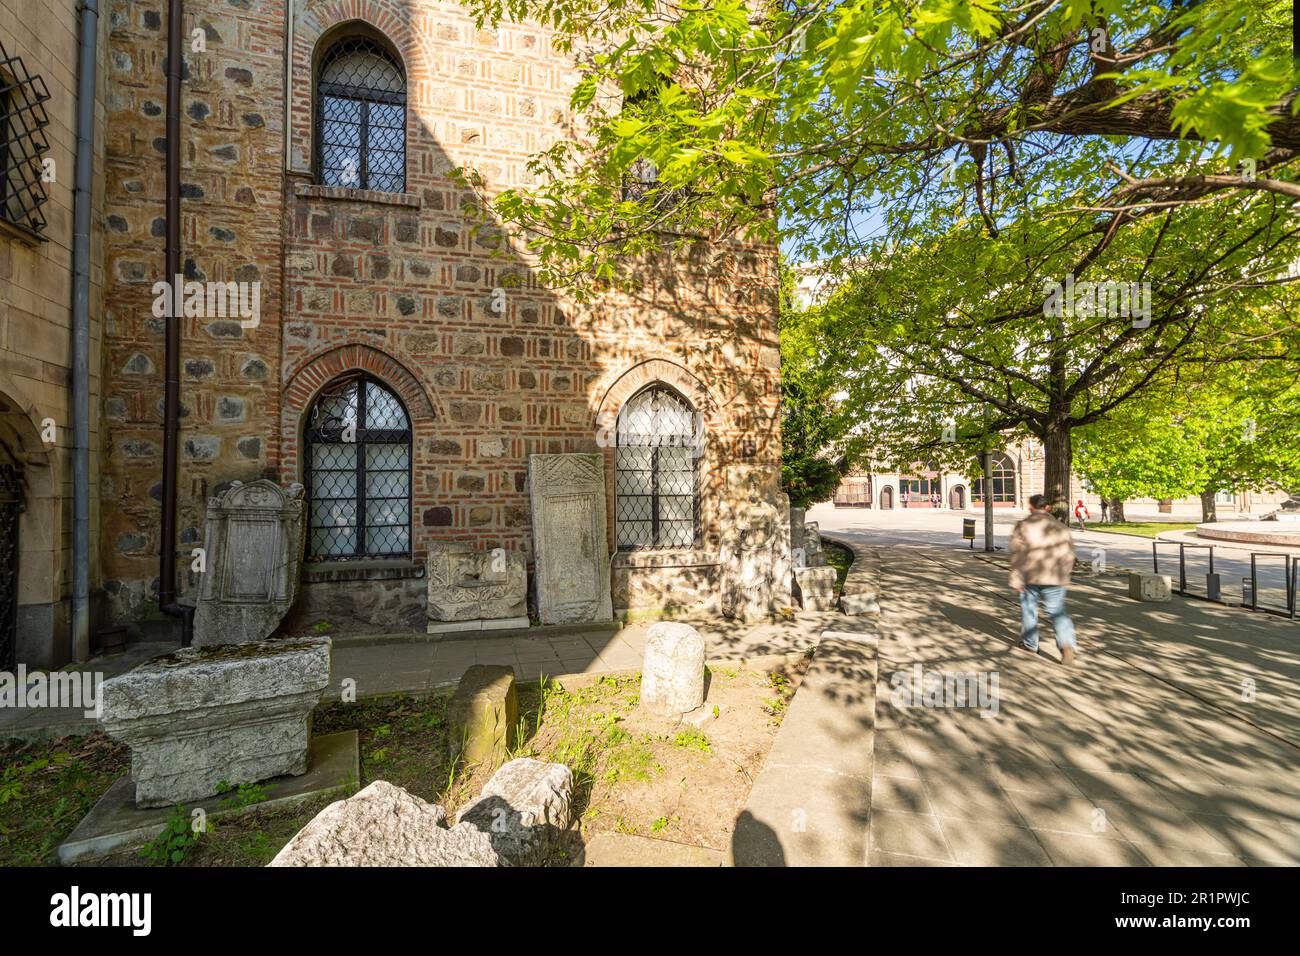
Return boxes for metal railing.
[1151,540,1299,618]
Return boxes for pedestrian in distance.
[1009,494,1079,666]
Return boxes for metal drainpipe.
[159,0,193,644]
[70,0,99,662]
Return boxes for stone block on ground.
[640,622,705,716]
[1128,572,1172,602]
[268,781,498,867]
[98,637,331,808]
[456,757,574,865]
[448,664,518,767]
[841,591,881,615]
[794,566,838,611]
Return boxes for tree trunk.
[1200,489,1217,524]
[1042,426,1073,523]
[982,449,994,552]
[1107,498,1126,523]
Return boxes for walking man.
[1073,498,1089,530]
[1009,494,1078,665]
[1100,498,1110,523]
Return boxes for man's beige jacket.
[1008,511,1076,589]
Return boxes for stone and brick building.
[1,0,107,668]
[96,0,782,638]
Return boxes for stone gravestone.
[640,622,705,717]
[528,453,613,625]
[192,479,306,647]
[427,544,528,634]
[720,466,793,622]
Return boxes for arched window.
[615,385,698,550]
[306,374,411,559]
[972,453,1017,504]
[316,33,406,193]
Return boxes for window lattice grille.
[0,41,51,237]
[616,385,699,550]
[316,36,406,193]
[973,454,1017,503]
[306,375,412,560]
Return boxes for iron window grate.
[316,36,406,194]
[0,41,51,238]
[305,374,413,560]
[616,385,700,551]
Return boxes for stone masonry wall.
[100,0,780,629]
[0,0,107,666]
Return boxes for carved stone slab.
[528,454,613,625]
[427,544,527,625]
[99,637,331,807]
[193,479,306,647]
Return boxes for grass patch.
[2,661,807,866]
[822,539,855,593]
[1089,522,1198,538]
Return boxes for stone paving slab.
[5,615,831,738]
[862,540,1300,867]
[728,621,877,867]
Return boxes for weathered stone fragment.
[794,565,838,611]
[192,480,306,646]
[640,622,705,716]
[456,757,573,865]
[1128,572,1172,602]
[448,664,518,767]
[268,781,497,867]
[99,637,331,807]
[426,544,527,633]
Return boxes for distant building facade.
[834,439,1292,516]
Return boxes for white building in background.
[833,437,1289,517]
[789,263,1292,517]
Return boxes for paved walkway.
[864,539,1300,866]
[324,613,828,701]
[1,613,832,741]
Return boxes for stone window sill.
[613,548,719,570]
[303,559,425,583]
[293,183,422,208]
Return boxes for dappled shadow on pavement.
[866,541,1300,866]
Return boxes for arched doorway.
[879,485,894,509]
[949,485,966,510]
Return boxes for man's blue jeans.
[1019,584,1076,652]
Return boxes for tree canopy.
[461,0,1300,508]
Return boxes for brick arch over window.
[594,358,718,426]
[284,344,437,424]
[290,4,419,178]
